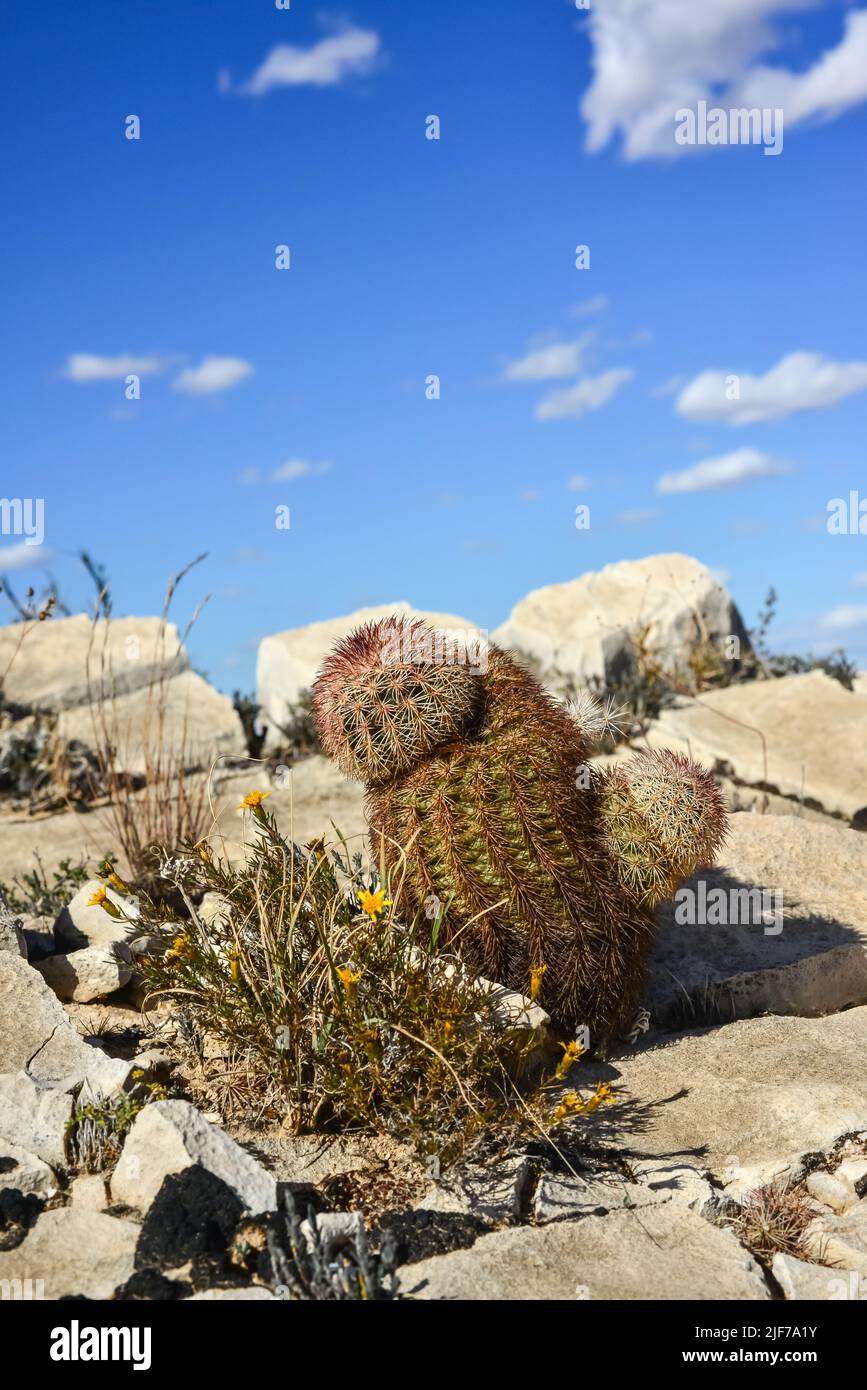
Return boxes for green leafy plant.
[120,798,604,1169]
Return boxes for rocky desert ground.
[2,552,866,1303]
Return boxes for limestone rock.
[34,947,132,1003]
[805,1202,867,1275]
[772,1252,867,1301]
[111,1099,277,1215]
[56,669,245,776]
[54,879,137,953]
[256,602,483,739]
[649,813,867,1025]
[576,1008,867,1196]
[0,952,133,1093]
[399,1204,767,1300]
[0,1141,57,1197]
[805,1171,857,1214]
[492,554,749,693]
[0,614,188,712]
[69,1173,110,1211]
[0,906,26,958]
[0,1208,138,1300]
[644,671,867,826]
[0,1073,74,1168]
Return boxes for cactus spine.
[313,617,726,1045]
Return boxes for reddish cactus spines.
[311,617,727,1045]
[595,748,727,909]
[311,618,484,784]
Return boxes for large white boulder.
[492,553,749,692]
[55,668,245,775]
[256,602,483,737]
[0,614,188,711]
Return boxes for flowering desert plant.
[312,617,727,1047]
[124,796,603,1168]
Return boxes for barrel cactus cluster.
[312,617,725,1048]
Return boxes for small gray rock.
[34,947,132,1003]
[0,1141,57,1197]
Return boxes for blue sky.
[2,0,866,691]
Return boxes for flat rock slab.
[0,1207,138,1299]
[399,1204,768,1300]
[649,813,867,1025]
[0,614,188,712]
[577,1007,867,1195]
[644,671,867,825]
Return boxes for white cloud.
[567,473,592,492]
[536,368,633,421]
[852,572,867,588]
[616,507,660,526]
[650,373,687,398]
[821,604,867,631]
[0,543,54,572]
[675,351,867,424]
[504,332,593,382]
[657,446,789,494]
[521,488,540,503]
[173,357,253,396]
[239,27,380,95]
[237,467,260,486]
[569,295,609,319]
[62,353,166,382]
[271,458,333,482]
[581,3,867,161]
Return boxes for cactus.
[312,617,726,1047]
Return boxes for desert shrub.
[66,1078,169,1174]
[265,1189,398,1301]
[116,798,609,1169]
[0,853,90,919]
[86,556,213,883]
[725,1180,815,1264]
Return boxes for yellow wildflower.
[554,1090,585,1121]
[305,835,327,860]
[107,872,129,895]
[87,885,122,919]
[164,935,192,966]
[336,967,362,988]
[193,840,211,864]
[358,888,391,920]
[529,964,548,1000]
[238,789,271,812]
[555,1039,587,1079]
[226,947,242,982]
